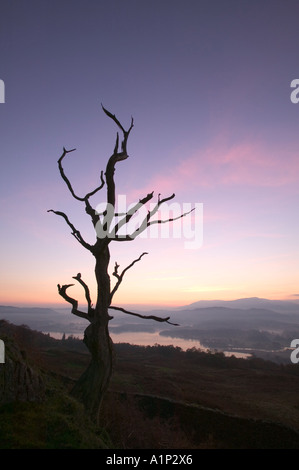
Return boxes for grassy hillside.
[1,320,299,449]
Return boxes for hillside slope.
[1,320,299,449]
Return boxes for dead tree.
[48,106,192,423]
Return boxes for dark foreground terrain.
[1,319,299,449]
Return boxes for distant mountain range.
[0,297,298,333]
[175,297,299,313]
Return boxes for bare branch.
[47,209,93,251]
[125,192,176,237]
[57,284,90,321]
[147,207,195,229]
[109,305,179,326]
[58,147,79,199]
[58,147,105,202]
[105,153,125,208]
[57,147,105,230]
[72,273,93,314]
[110,192,194,241]
[102,105,134,211]
[145,192,176,222]
[112,191,154,236]
[101,104,134,156]
[110,252,148,303]
[84,170,105,200]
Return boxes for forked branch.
[112,192,154,236]
[110,252,148,302]
[111,192,195,241]
[101,104,134,157]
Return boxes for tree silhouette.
[48,105,192,423]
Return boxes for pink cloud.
[127,137,299,199]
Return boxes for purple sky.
[0,0,299,308]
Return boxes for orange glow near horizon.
[1,281,297,309]
[0,222,298,309]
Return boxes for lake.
[47,329,251,358]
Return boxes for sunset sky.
[0,0,299,309]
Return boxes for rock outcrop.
[0,339,45,404]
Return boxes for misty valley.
[1,297,299,364]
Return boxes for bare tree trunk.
[71,242,113,423]
[71,322,113,423]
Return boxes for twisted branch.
[57,284,90,321]
[58,147,105,202]
[57,147,105,229]
[72,273,93,314]
[47,209,93,251]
